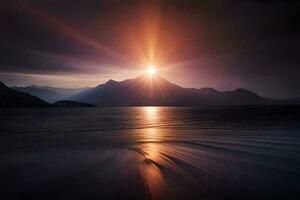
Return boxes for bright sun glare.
[147,66,156,75]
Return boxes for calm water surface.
[0,106,300,200]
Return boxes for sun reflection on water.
[144,106,158,123]
[137,107,167,199]
[142,107,161,142]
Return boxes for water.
[0,106,300,200]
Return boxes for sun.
[147,65,156,75]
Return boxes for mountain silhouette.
[12,85,90,103]
[70,74,290,106]
[0,82,96,107]
[0,81,50,107]
[53,100,96,107]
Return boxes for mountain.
[70,74,292,106]
[0,82,50,107]
[12,86,62,103]
[12,85,90,103]
[53,100,96,107]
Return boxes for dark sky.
[0,0,299,98]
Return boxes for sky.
[0,0,299,98]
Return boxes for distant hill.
[3,75,298,107]
[12,85,90,103]
[0,82,50,107]
[53,100,96,107]
[70,74,297,106]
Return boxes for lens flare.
[147,66,156,75]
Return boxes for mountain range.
[0,82,95,107]
[0,81,50,107]
[2,75,298,107]
[12,85,89,103]
[69,74,297,106]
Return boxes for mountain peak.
[234,88,258,96]
[133,74,182,88]
[105,79,119,85]
[104,79,121,88]
[198,87,219,93]
[64,75,297,106]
